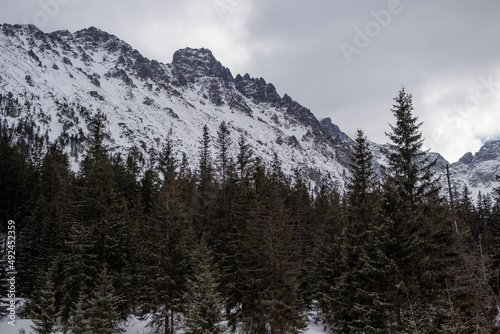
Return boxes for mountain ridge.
[0,23,498,196]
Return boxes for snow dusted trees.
[382,87,456,332]
[183,237,225,334]
[5,93,500,333]
[319,129,392,333]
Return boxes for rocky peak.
[474,140,500,162]
[1,23,41,38]
[234,74,282,104]
[172,47,233,83]
[320,117,354,145]
[75,26,114,43]
[74,27,132,54]
[458,152,474,165]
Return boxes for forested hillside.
[1,88,500,333]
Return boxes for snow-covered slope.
[0,23,499,195]
[0,24,347,190]
[449,140,500,197]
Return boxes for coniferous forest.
[1,88,500,333]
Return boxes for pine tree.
[68,292,89,334]
[86,266,123,334]
[30,276,59,334]
[384,87,440,209]
[288,169,316,310]
[59,223,99,327]
[195,125,217,236]
[235,162,306,333]
[382,88,456,332]
[236,133,253,183]
[215,120,233,185]
[311,185,343,327]
[183,237,225,334]
[76,112,131,314]
[19,143,74,301]
[139,140,193,334]
[321,129,393,333]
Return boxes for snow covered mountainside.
[0,24,347,190]
[0,23,498,195]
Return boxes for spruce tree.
[59,223,99,327]
[77,112,131,314]
[382,87,456,332]
[288,169,315,310]
[195,124,217,236]
[183,237,225,334]
[311,185,343,327]
[236,133,253,183]
[215,120,233,185]
[86,266,123,334]
[322,129,392,333]
[384,87,439,209]
[19,143,74,301]
[235,162,306,333]
[139,140,193,334]
[68,292,89,334]
[30,276,59,334]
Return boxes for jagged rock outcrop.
[0,23,498,195]
[0,24,348,191]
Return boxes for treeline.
[1,88,500,333]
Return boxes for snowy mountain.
[0,23,498,195]
[449,140,500,197]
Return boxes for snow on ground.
[0,315,327,333]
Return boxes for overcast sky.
[1,0,499,162]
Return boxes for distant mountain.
[0,23,498,196]
[449,140,500,197]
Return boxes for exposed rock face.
[0,23,348,191]
[450,141,500,194]
[0,23,498,195]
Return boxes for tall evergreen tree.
[139,140,193,334]
[236,133,253,183]
[321,129,393,333]
[288,169,315,310]
[19,142,74,300]
[312,185,343,327]
[59,223,99,327]
[76,112,131,314]
[30,275,59,334]
[382,88,456,332]
[195,125,217,236]
[235,162,306,333]
[183,237,226,334]
[86,266,123,334]
[215,120,233,185]
[384,87,439,209]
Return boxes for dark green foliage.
[3,99,500,333]
[30,276,58,334]
[382,88,457,332]
[384,87,440,209]
[232,161,306,333]
[183,237,226,334]
[86,266,123,334]
[321,129,392,333]
[138,140,193,334]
